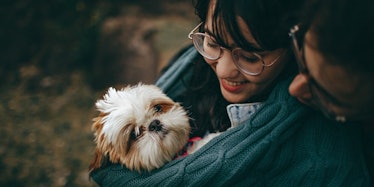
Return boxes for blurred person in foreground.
[288,0,374,183]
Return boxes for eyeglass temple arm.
[289,25,300,49]
[188,22,203,39]
[289,24,308,73]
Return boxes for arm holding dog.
[90,78,369,186]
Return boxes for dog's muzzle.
[149,119,163,132]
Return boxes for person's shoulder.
[155,44,198,99]
[159,44,197,75]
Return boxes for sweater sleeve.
[90,79,370,186]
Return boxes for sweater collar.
[227,102,263,128]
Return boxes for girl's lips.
[221,79,248,93]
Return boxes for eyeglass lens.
[191,33,266,75]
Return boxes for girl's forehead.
[236,17,260,48]
[204,15,262,50]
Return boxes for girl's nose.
[214,50,240,78]
[289,73,313,99]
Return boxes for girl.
[90,0,370,186]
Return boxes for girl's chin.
[219,81,252,103]
[221,90,248,104]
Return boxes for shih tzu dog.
[89,84,190,172]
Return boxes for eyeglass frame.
[289,24,347,123]
[188,22,282,76]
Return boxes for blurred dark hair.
[302,0,374,74]
[182,0,302,137]
[194,0,302,51]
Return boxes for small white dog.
[89,84,191,172]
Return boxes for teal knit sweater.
[90,46,370,186]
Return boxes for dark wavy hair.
[180,0,302,137]
[302,0,374,74]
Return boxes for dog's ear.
[89,148,105,172]
[89,113,106,172]
[92,112,105,132]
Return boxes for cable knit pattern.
[90,46,370,186]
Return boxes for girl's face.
[204,4,287,103]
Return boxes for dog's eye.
[130,130,141,140]
[130,131,138,140]
[154,104,163,113]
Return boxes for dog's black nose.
[149,120,163,132]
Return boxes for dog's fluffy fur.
[89,84,190,172]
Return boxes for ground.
[0,1,196,186]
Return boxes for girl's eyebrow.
[203,27,265,52]
[202,28,216,40]
[203,28,233,48]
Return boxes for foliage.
[0,71,98,186]
[1,0,118,85]
[0,0,194,186]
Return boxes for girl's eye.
[154,104,163,113]
[207,41,219,48]
[204,37,220,49]
[239,53,261,64]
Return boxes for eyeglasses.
[188,22,282,76]
[289,24,347,123]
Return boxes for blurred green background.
[0,0,196,186]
